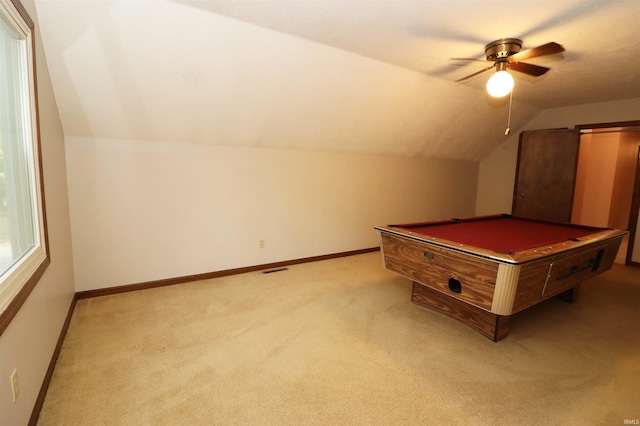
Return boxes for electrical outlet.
[10,369,18,402]
[259,239,265,249]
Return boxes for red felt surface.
[398,217,601,254]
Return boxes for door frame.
[625,145,640,266]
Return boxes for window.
[0,0,49,335]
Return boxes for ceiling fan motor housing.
[485,38,523,61]
[454,38,562,83]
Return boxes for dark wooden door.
[512,128,580,222]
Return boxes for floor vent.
[262,268,289,274]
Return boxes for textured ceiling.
[182,0,640,108]
[33,0,640,161]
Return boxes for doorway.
[572,122,640,265]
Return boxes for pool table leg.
[555,285,580,303]
[411,282,510,342]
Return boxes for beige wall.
[610,131,640,230]
[66,137,479,291]
[572,130,639,229]
[0,0,76,424]
[571,132,619,227]
[476,97,640,263]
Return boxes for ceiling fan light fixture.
[486,69,514,98]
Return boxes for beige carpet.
[38,252,640,425]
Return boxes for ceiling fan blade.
[450,57,489,63]
[508,61,550,77]
[508,42,565,63]
[455,65,494,82]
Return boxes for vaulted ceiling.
[34,0,640,161]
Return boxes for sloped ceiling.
[34,0,640,161]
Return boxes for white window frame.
[0,0,49,335]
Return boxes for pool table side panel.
[509,260,553,314]
[376,226,517,263]
[412,282,511,341]
[511,236,623,313]
[542,238,619,296]
[380,233,498,311]
[375,225,626,264]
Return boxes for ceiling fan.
[453,38,565,97]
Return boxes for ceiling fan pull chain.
[505,88,513,136]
